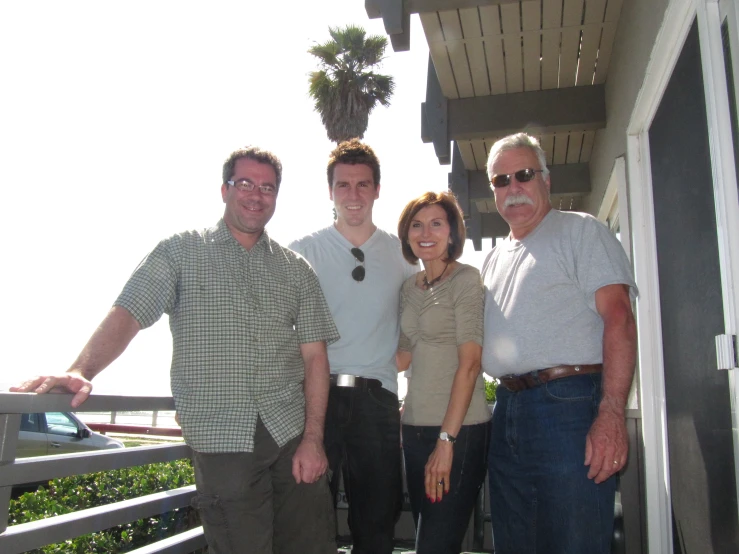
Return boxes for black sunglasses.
[351,247,365,282]
[490,168,544,188]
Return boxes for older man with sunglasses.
[289,139,415,553]
[481,133,638,554]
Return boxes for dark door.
[648,19,739,554]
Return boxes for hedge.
[485,378,498,403]
[8,459,203,553]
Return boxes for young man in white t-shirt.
[290,140,414,554]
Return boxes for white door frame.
[708,0,739,522]
[627,0,739,551]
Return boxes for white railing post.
[0,413,21,535]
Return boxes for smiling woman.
[395,191,491,553]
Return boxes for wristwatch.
[438,431,456,443]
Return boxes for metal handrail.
[2,486,198,553]
[0,392,205,553]
[0,443,191,487]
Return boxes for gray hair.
[486,133,550,180]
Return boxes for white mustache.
[503,194,534,208]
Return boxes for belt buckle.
[501,374,524,392]
[335,374,357,387]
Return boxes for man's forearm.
[302,349,330,442]
[600,306,637,415]
[70,306,141,379]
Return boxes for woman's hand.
[425,440,454,501]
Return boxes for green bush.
[8,459,201,553]
[484,378,498,403]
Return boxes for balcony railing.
[0,392,206,554]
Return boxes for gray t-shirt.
[481,209,638,378]
[290,225,416,394]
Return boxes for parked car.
[17,412,124,457]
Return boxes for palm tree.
[308,25,395,143]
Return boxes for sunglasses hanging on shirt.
[351,248,365,282]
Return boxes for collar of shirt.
[211,218,274,255]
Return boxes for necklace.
[423,262,449,289]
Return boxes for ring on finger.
[437,480,443,486]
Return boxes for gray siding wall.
[584,0,671,215]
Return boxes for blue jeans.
[324,385,403,554]
[403,420,491,554]
[488,373,617,554]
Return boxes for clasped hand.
[424,440,453,502]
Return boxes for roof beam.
[423,62,605,165]
[464,210,510,252]
[421,55,450,164]
[481,212,511,239]
[366,0,519,51]
[449,142,470,213]
[447,86,607,141]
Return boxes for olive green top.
[399,264,491,426]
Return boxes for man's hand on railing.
[10,370,93,408]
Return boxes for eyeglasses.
[227,179,278,196]
[351,247,365,282]
[490,168,544,189]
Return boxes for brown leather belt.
[330,374,382,390]
[499,364,603,392]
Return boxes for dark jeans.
[402,420,491,554]
[488,373,617,554]
[191,418,336,554]
[324,385,403,554]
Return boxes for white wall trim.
[626,134,673,554]
[698,0,739,333]
[627,0,696,135]
[597,159,620,224]
[697,0,739,526]
[625,0,697,552]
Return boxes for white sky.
[0,1,491,396]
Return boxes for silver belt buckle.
[335,374,357,387]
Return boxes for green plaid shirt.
[114,219,340,453]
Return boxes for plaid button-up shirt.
[114,219,340,452]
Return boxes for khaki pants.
[191,419,336,554]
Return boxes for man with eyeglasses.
[289,139,415,553]
[11,146,340,554]
[480,133,638,554]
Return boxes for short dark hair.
[397,191,466,264]
[222,146,283,189]
[326,139,381,187]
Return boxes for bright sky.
[0,1,491,396]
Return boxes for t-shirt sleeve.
[451,267,484,347]
[113,239,178,329]
[573,216,638,311]
[398,279,412,352]
[294,255,340,345]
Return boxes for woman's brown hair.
[397,191,466,264]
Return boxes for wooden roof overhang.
[366,0,624,248]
